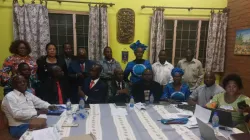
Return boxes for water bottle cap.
[80,98,84,100]
[214,112,218,115]
[131,96,134,99]
[67,99,70,101]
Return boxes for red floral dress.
[0,55,37,84]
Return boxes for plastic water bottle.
[149,94,154,105]
[66,99,72,115]
[78,98,86,119]
[212,112,219,133]
[129,96,135,109]
[79,98,85,109]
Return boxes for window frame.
[48,10,89,55]
[164,17,209,66]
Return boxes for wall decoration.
[234,28,250,55]
[122,49,129,63]
[117,8,135,44]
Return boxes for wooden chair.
[0,100,17,140]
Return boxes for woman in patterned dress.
[0,40,37,85]
[124,40,152,85]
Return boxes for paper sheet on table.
[194,105,211,123]
[32,127,60,140]
[37,114,47,119]
[111,108,128,116]
[183,116,198,128]
[134,102,146,110]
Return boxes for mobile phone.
[237,100,249,109]
[115,102,126,107]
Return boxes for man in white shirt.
[1,75,56,138]
[152,50,174,89]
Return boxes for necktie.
[56,82,63,104]
[80,63,85,72]
[89,80,95,89]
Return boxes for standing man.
[61,43,76,68]
[177,49,203,92]
[80,64,108,104]
[98,47,121,80]
[68,48,95,103]
[188,72,225,106]
[152,50,174,89]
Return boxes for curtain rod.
[46,0,115,6]
[12,0,115,6]
[141,5,229,12]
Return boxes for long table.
[21,104,240,140]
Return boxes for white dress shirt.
[152,61,174,86]
[90,78,100,88]
[1,90,50,126]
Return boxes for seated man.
[4,62,40,96]
[131,69,161,103]
[37,65,70,104]
[188,71,225,106]
[68,48,94,103]
[1,75,55,138]
[80,64,108,104]
[108,68,130,103]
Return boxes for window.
[164,19,209,67]
[49,11,89,55]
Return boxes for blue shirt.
[161,82,191,101]
[124,60,152,84]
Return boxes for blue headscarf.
[130,40,148,52]
[171,67,184,77]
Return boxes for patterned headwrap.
[130,40,148,52]
[171,67,184,76]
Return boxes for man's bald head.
[90,64,102,79]
[114,68,124,82]
[49,65,64,78]
[12,75,27,93]
[204,71,216,87]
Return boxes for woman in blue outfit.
[124,40,152,84]
[161,67,191,102]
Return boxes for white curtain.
[205,12,228,72]
[88,5,108,61]
[13,3,50,59]
[149,9,165,63]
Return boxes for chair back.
[0,100,8,130]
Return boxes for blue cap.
[131,96,134,98]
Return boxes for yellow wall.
[0,0,227,98]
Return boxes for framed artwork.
[234,28,250,55]
[117,8,135,44]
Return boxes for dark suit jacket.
[59,55,78,68]
[68,59,95,81]
[82,78,108,104]
[131,80,162,103]
[36,55,68,82]
[36,77,70,104]
[68,59,95,103]
[108,80,130,103]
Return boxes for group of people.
[0,39,250,138]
